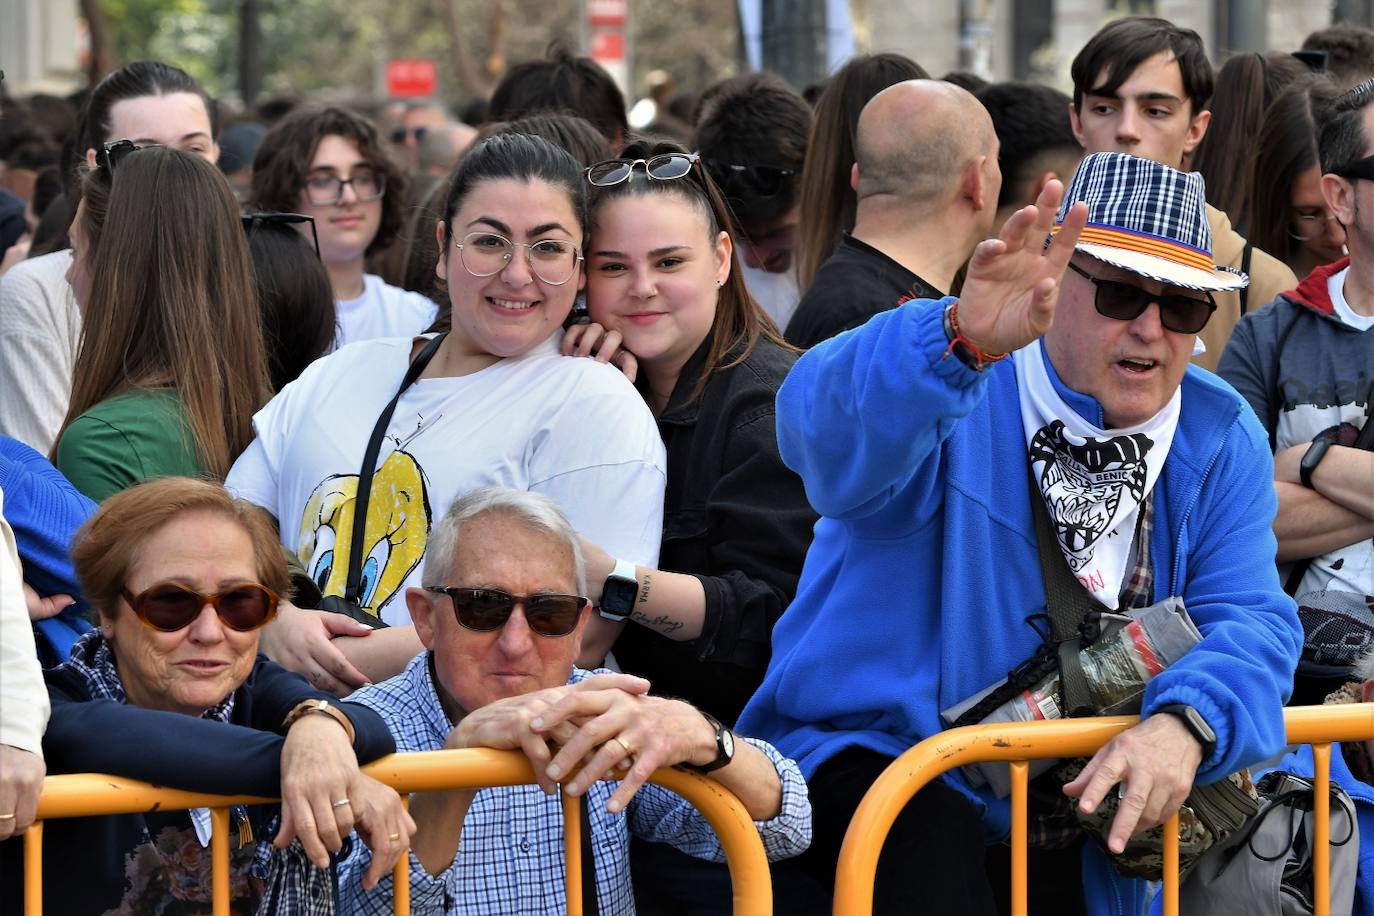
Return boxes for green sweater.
[55,389,204,503]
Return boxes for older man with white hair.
[336,486,810,914]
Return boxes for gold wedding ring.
[613,736,635,757]
[388,832,402,841]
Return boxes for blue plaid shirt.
[336,653,811,915]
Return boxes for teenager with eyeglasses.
[52,145,271,504]
[0,59,220,455]
[562,139,818,913]
[226,132,665,695]
[0,477,414,915]
[249,105,439,348]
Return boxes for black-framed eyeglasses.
[241,212,321,260]
[703,160,797,199]
[303,168,386,206]
[97,139,160,174]
[1066,261,1217,335]
[389,126,429,145]
[585,152,700,187]
[453,231,583,285]
[1334,154,1374,183]
[424,586,588,637]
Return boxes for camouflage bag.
[1059,758,1260,881]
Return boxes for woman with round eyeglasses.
[250,106,439,348]
[0,477,414,915]
[1248,75,1347,280]
[226,132,665,691]
[562,139,819,910]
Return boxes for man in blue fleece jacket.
[740,147,1302,915]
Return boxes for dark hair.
[693,72,812,231]
[975,81,1078,209]
[441,132,587,246]
[248,105,409,257]
[493,112,612,168]
[75,61,216,164]
[246,220,337,391]
[488,46,628,144]
[1191,51,1308,228]
[1302,23,1374,89]
[1318,76,1374,177]
[588,139,792,406]
[1069,17,1214,117]
[941,70,989,94]
[795,52,929,288]
[58,147,270,479]
[1249,76,1340,269]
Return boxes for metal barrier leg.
[564,791,584,916]
[23,821,42,916]
[211,807,230,916]
[1009,761,1028,916]
[1161,813,1179,916]
[1314,743,1332,916]
[394,794,411,916]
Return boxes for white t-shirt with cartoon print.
[226,334,667,626]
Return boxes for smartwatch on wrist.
[1300,438,1333,489]
[1157,704,1216,759]
[678,710,736,774]
[598,558,638,621]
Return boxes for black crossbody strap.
[1028,472,1107,718]
[343,333,448,603]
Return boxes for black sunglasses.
[1335,154,1374,183]
[1066,261,1216,335]
[241,212,321,260]
[586,153,700,187]
[97,138,160,174]
[703,160,796,199]
[390,126,429,144]
[424,586,587,637]
[122,581,278,633]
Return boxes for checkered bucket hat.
[1053,152,1248,293]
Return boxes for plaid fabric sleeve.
[626,736,812,863]
[336,845,459,916]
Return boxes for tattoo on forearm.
[637,573,651,604]
[631,610,684,636]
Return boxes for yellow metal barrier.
[24,747,773,916]
[834,705,1374,916]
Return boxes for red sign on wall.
[386,59,437,98]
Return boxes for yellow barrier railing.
[25,747,772,916]
[834,704,1374,916]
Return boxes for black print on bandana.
[1029,420,1154,571]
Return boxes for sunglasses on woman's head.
[585,153,700,187]
[97,139,161,175]
[122,582,278,632]
[424,586,587,637]
[1065,261,1217,335]
[241,212,322,260]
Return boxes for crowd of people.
[0,14,1371,915]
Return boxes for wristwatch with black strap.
[598,558,639,622]
[1157,704,1216,759]
[678,710,736,774]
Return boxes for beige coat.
[1197,204,1297,373]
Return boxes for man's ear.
[434,220,448,281]
[1068,101,1088,151]
[1323,173,1357,226]
[407,587,437,649]
[963,156,990,212]
[1182,109,1212,156]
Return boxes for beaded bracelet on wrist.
[942,301,1008,373]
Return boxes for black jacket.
[612,337,818,725]
[785,234,944,349]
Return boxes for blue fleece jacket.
[736,296,1302,914]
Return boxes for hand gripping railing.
[834,705,1374,916]
[24,747,773,916]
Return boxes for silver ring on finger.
[332,798,351,809]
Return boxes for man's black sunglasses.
[241,212,321,260]
[424,586,588,637]
[1066,261,1216,335]
[1334,154,1374,183]
[703,160,797,199]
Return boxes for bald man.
[785,79,1001,348]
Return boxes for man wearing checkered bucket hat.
[739,151,1300,915]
